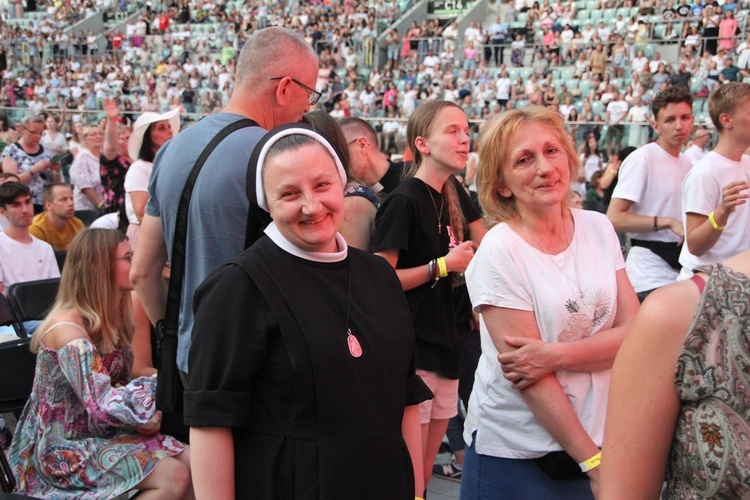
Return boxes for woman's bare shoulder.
[41,311,90,350]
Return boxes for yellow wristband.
[437,257,448,278]
[708,211,725,231]
[609,169,617,174]
[578,451,602,473]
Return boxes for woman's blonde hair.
[477,106,580,226]
[31,229,134,353]
[81,125,102,147]
[405,100,467,241]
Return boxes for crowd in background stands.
[0,0,749,156]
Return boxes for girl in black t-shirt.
[372,100,480,493]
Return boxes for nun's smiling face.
[264,142,345,253]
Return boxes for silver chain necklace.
[422,180,444,234]
[519,214,584,300]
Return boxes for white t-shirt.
[464,209,623,457]
[678,152,750,279]
[580,152,602,182]
[124,159,153,225]
[606,100,629,124]
[611,142,692,292]
[683,144,708,166]
[0,232,60,290]
[40,131,69,155]
[495,77,511,100]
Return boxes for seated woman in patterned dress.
[9,228,193,499]
[600,248,750,498]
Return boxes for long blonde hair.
[405,100,466,241]
[31,229,134,354]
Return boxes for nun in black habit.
[185,124,432,499]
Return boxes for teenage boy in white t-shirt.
[607,87,694,301]
[678,82,750,279]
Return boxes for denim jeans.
[460,433,594,500]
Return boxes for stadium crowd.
[0,0,748,148]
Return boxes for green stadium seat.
[690,77,703,93]
[560,68,575,80]
[693,99,706,114]
[579,80,594,96]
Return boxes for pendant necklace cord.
[422,179,444,234]
[519,212,584,300]
[291,257,363,357]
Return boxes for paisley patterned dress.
[9,337,186,499]
[668,264,750,499]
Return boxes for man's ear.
[273,77,292,106]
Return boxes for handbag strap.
[164,118,258,335]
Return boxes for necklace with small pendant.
[422,179,444,234]
[520,213,584,300]
[295,260,363,358]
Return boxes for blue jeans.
[460,435,594,500]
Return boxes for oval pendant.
[347,331,363,358]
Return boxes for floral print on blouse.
[9,338,186,499]
[0,142,53,205]
[668,264,750,498]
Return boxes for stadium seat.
[689,77,703,94]
[693,99,707,114]
[579,80,594,96]
[560,68,575,80]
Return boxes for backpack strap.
[162,118,258,340]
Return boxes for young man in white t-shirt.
[0,182,60,336]
[0,182,60,296]
[607,87,694,300]
[678,83,750,279]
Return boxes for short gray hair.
[235,27,317,89]
[20,114,45,128]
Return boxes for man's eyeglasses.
[269,77,322,106]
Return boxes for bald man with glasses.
[131,27,319,393]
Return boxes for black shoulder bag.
[155,118,257,417]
